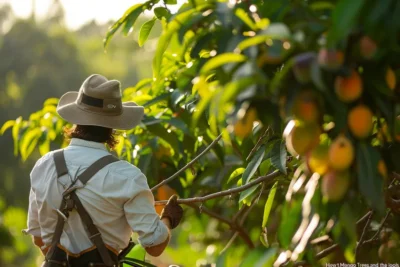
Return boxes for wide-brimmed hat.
[56,74,144,130]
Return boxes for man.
[24,74,183,266]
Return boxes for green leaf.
[222,76,263,103]
[126,244,146,260]
[12,117,22,156]
[146,123,180,153]
[216,251,227,267]
[143,93,170,107]
[201,53,247,74]
[259,159,271,175]
[43,98,59,106]
[262,181,278,228]
[356,143,385,214]
[235,8,257,31]
[153,9,196,79]
[39,139,50,156]
[328,0,365,44]
[1,120,15,135]
[139,18,156,47]
[20,128,42,161]
[122,4,145,36]
[255,247,278,267]
[154,7,171,20]
[165,0,177,5]
[278,200,302,248]
[239,183,261,203]
[270,140,287,174]
[227,167,245,184]
[242,145,266,184]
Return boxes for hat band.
[81,93,103,108]
[78,93,123,115]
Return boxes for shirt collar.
[69,138,108,151]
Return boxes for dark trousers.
[42,246,119,267]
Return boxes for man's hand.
[160,195,183,229]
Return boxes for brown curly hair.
[64,125,119,149]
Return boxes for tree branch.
[355,210,374,260]
[155,170,281,205]
[151,133,223,192]
[364,210,391,244]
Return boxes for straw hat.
[56,74,144,130]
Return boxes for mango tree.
[3,0,400,265]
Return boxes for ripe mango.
[359,36,377,59]
[386,67,396,90]
[292,90,320,123]
[348,105,373,139]
[318,48,344,70]
[286,122,320,157]
[321,170,350,202]
[233,108,257,139]
[307,143,329,175]
[328,135,354,171]
[157,184,177,201]
[335,70,363,103]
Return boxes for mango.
[286,122,320,157]
[335,70,363,103]
[233,108,257,139]
[318,48,344,70]
[359,36,377,59]
[307,143,329,175]
[386,67,396,90]
[348,105,373,139]
[321,170,350,202]
[328,135,354,171]
[292,90,320,123]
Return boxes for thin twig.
[151,133,223,191]
[293,243,340,266]
[364,210,391,244]
[155,170,281,205]
[246,127,270,162]
[355,211,374,260]
[219,232,239,255]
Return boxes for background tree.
[2,0,400,266]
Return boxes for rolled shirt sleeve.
[24,188,41,237]
[124,173,169,247]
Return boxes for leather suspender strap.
[71,192,115,266]
[48,150,119,266]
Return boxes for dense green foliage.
[3,0,400,266]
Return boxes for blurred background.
[0,0,170,265]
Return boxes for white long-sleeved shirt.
[25,138,169,254]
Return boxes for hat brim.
[56,92,144,130]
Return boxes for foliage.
[3,0,400,266]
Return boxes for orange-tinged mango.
[318,48,344,70]
[348,105,373,139]
[286,122,320,156]
[321,170,350,202]
[328,134,354,171]
[307,143,329,175]
[386,67,396,90]
[155,204,165,216]
[335,70,363,103]
[234,108,257,139]
[359,36,377,59]
[292,90,320,123]
[157,184,177,200]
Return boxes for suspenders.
[46,150,119,267]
